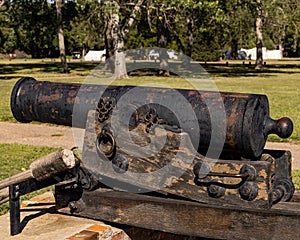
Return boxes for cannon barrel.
[11,77,293,159]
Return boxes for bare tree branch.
[0,0,6,8]
[122,0,145,38]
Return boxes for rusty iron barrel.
[11,77,293,159]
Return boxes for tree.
[255,0,264,69]
[263,0,300,56]
[74,0,107,57]
[145,0,224,65]
[1,1,58,57]
[1,0,299,62]
[156,5,170,76]
[55,0,68,73]
[104,0,145,79]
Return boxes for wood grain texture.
[58,188,300,240]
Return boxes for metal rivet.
[207,180,226,198]
[112,155,129,174]
[239,182,258,201]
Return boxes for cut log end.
[30,149,76,181]
[61,149,76,169]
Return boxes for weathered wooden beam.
[0,187,8,200]
[58,188,300,240]
[0,188,9,204]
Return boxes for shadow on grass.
[1,60,299,80]
[0,61,100,79]
[0,76,25,80]
[201,62,300,77]
[127,61,300,78]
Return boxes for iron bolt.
[207,181,226,198]
[239,182,258,201]
[112,155,129,174]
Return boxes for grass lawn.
[0,143,59,215]
[293,170,300,189]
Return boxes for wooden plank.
[58,188,300,240]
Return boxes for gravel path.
[0,121,299,169]
[0,121,76,149]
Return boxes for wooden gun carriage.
[1,77,300,239]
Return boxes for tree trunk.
[157,10,169,77]
[231,38,238,60]
[104,29,115,72]
[55,0,68,73]
[278,24,287,58]
[111,4,128,79]
[278,43,284,58]
[104,7,115,72]
[182,13,194,69]
[186,14,194,58]
[255,0,263,70]
[105,0,144,79]
[82,43,87,60]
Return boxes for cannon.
[11,77,293,159]
[3,77,297,237]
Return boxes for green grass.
[0,143,59,179]
[0,143,59,215]
[292,170,300,189]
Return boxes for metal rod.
[206,172,249,179]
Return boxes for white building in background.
[238,47,282,60]
[84,50,106,61]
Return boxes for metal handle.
[193,162,257,189]
[96,129,116,159]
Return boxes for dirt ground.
[0,121,299,169]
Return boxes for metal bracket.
[193,162,257,188]
[193,162,259,200]
[9,184,21,236]
[8,176,68,236]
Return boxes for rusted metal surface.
[11,77,293,159]
[80,110,294,209]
